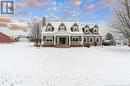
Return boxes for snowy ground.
[0,42,130,86]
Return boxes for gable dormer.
[59,23,66,31]
[46,23,54,32]
[82,25,89,34]
[93,25,99,34]
[71,23,79,32]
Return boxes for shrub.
[94,42,97,46]
[86,43,91,48]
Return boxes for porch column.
[80,35,84,45]
[69,36,71,45]
[54,36,56,45]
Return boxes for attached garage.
[0,32,12,42]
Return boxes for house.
[40,17,102,47]
[0,32,12,42]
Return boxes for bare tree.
[111,0,130,43]
[30,22,42,47]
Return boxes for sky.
[0,0,118,36]
[13,0,117,24]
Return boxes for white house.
[41,17,102,47]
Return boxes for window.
[74,26,79,31]
[84,38,87,42]
[43,36,46,41]
[46,26,52,31]
[95,37,100,43]
[94,25,98,33]
[72,26,79,32]
[94,29,97,33]
[43,36,54,44]
[84,28,89,33]
[59,26,66,31]
[71,36,82,44]
[59,23,66,31]
[71,23,79,32]
[83,25,89,34]
[72,38,79,41]
[89,37,93,43]
[46,23,54,32]
[46,39,53,44]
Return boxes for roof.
[0,26,29,37]
[81,24,98,28]
[42,20,84,36]
[41,18,101,36]
[0,32,12,42]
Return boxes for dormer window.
[83,25,89,34]
[94,29,97,33]
[60,26,66,31]
[94,25,98,33]
[46,23,54,32]
[71,23,79,32]
[84,27,89,33]
[59,23,66,31]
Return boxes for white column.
[69,36,71,45]
[54,36,56,45]
[41,35,44,45]
[81,35,84,45]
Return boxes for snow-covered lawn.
[0,42,130,86]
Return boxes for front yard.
[0,42,130,86]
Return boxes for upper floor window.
[59,23,66,31]
[83,25,89,34]
[46,23,54,32]
[71,23,79,32]
[94,29,97,33]
[84,27,89,33]
[93,25,98,33]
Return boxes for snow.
[0,42,130,86]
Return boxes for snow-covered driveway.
[0,43,130,86]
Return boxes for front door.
[59,37,66,44]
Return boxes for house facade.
[41,18,102,47]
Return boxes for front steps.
[54,44,71,48]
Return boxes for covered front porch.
[54,36,70,48]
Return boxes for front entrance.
[59,37,66,44]
[56,36,69,45]
[55,36,70,48]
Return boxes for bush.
[102,42,111,46]
[94,42,97,46]
[86,44,91,48]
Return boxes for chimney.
[42,17,46,27]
